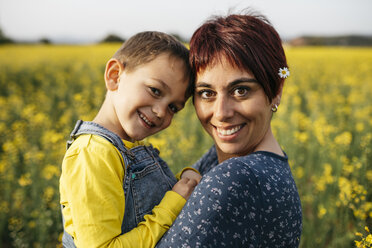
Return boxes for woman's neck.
[254,128,284,156]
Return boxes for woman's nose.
[214,96,233,121]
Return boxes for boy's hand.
[172,178,198,200]
[181,169,202,183]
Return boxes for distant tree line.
[0,27,53,44]
[289,35,372,46]
[100,34,125,43]
[0,26,189,45]
[0,28,14,44]
[1,24,371,46]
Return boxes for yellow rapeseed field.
[0,44,371,247]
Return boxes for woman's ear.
[274,82,284,106]
[105,59,124,91]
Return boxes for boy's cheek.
[158,117,173,132]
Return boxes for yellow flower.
[18,173,32,187]
[294,131,309,143]
[0,201,9,214]
[28,221,36,228]
[42,164,60,180]
[293,166,304,179]
[318,205,327,218]
[356,123,365,132]
[43,186,55,202]
[366,234,372,243]
[366,170,372,181]
[334,131,352,146]
[355,240,363,248]
[0,161,7,174]
[315,163,334,192]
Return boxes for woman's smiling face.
[194,59,275,162]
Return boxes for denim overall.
[61,120,177,247]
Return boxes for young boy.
[59,31,201,247]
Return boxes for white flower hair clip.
[278,67,290,79]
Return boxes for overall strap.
[66,120,135,169]
[62,120,136,246]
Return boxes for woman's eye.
[198,90,214,99]
[150,87,161,96]
[169,104,178,114]
[233,87,249,97]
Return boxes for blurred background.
[0,0,371,247]
[1,0,372,44]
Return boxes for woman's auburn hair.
[189,11,287,102]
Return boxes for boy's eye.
[168,104,179,114]
[150,87,161,96]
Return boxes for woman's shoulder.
[202,154,260,188]
[222,151,288,171]
[206,151,292,187]
[231,150,287,163]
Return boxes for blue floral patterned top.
[156,146,302,248]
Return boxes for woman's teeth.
[217,125,242,136]
[139,113,154,126]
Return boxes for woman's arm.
[156,159,262,247]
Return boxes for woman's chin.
[215,142,250,158]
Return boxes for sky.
[1,0,372,44]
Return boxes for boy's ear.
[105,58,125,91]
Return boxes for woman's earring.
[271,104,278,112]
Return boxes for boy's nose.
[152,104,166,119]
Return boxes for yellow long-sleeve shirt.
[59,134,186,247]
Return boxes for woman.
[156,11,302,247]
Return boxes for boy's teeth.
[217,125,242,136]
[139,113,153,126]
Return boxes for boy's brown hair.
[113,31,194,97]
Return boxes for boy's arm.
[177,167,202,183]
[119,177,198,246]
[118,191,186,247]
[175,167,201,181]
[60,136,187,248]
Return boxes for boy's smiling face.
[108,53,189,141]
